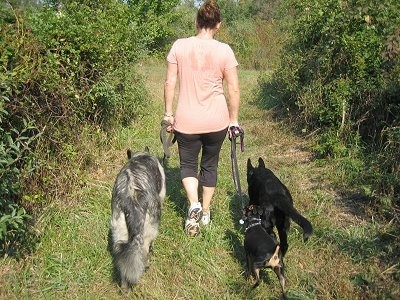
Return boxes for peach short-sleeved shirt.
[167,36,238,134]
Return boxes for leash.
[228,126,246,223]
[160,119,176,166]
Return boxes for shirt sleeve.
[167,40,178,64]
[224,44,239,71]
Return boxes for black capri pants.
[175,127,228,187]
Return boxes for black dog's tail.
[287,207,313,241]
[274,196,313,241]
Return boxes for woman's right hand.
[228,122,242,138]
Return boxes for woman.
[163,0,241,236]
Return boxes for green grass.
[1,60,399,299]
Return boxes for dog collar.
[245,218,262,232]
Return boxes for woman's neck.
[196,28,216,40]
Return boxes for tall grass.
[0,61,398,299]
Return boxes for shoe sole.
[185,222,200,237]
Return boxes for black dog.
[243,204,286,296]
[247,157,313,257]
[109,148,166,293]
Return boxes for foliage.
[215,0,284,69]
[0,3,42,257]
[161,0,197,53]
[257,0,400,200]
[0,105,41,257]
[127,0,180,52]
[1,0,179,257]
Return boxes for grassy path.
[1,60,398,299]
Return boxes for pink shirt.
[167,37,238,134]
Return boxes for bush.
[0,107,41,257]
[0,0,179,257]
[258,0,400,199]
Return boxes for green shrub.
[219,18,283,70]
[0,106,41,257]
[258,0,400,199]
[0,0,179,257]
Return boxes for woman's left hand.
[163,115,174,132]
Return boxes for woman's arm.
[164,61,178,117]
[224,66,240,125]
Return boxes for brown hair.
[196,0,221,30]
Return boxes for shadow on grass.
[162,161,187,219]
[312,190,400,296]
[334,191,400,267]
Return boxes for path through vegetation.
[1,60,398,299]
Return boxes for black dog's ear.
[258,157,265,168]
[247,158,254,176]
[144,146,150,153]
[127,149,132,159]
[247,158,253,169]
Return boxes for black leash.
[160,120,176,166]
[228,126,246,223]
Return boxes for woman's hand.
[228,122,243,139]
[163,115,175,132]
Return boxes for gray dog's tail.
[112,238,146,286]
[110,194,148,288]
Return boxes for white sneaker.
[187,202,202,221]
[201,211,210,225]
[185,202,202,236]
[185,219,200,236]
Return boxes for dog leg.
[273,265,286,299]
[145,240,155,270]
[252,267,261,289]
[120,279,130,294]
[246,253,253,279]
[277,217,290,256]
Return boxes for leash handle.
[228,126,245,152]
[229,126,244,152]
[160,119,176,166]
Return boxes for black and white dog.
[109,148,166,293]
[247,157,313,257]
[243,204,285,296]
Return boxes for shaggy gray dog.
[110,149,166,293]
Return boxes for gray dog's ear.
[258,157,265,168]
[127,149,132,159]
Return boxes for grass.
[1,60,399,299]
